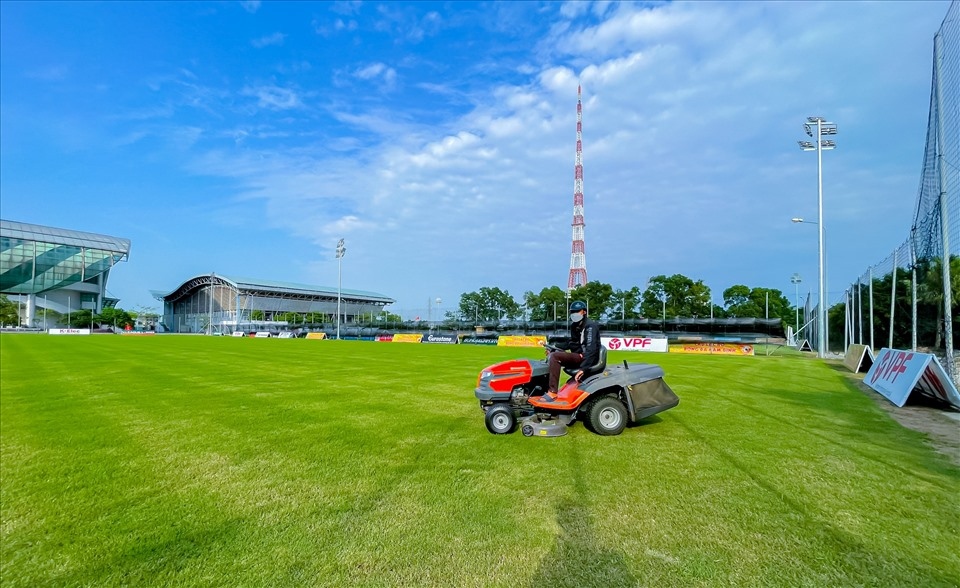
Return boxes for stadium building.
[0,219,131,327]
[153,274,395,334]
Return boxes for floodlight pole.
[798,117,836,359]
[336,238,345,340]
[791,273,802,335]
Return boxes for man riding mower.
[473,301,679,437]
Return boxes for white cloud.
[251,32,286,48]
[334,18,358,32]
[172,1,947,311]
[239,1,260,14]
[242,85,302,110]
[353,62,397,89]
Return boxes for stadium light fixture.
[797,116,837,359]
[336,238,346,340]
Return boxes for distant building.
[152,274,395,334]
[0,219,131,327]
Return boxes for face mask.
[570,312,583,322]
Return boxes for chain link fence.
[808,1,958,382]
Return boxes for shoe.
[539,393,557,403]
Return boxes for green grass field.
[1,335,957,587]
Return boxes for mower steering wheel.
[543,342,561,353]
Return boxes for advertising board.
[461,337,499,345]
[601,337,668,353]
[843,344,875,373]
[669,343,754,356]
[305,333,327,340]
[392,334,424,343]
[865,348,960,409]
[423,334,458,344]
[48,329,91,335]
[497,335,547,348]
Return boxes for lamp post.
[790,273,802,336]
[435,297,442,331]
[336,238,346,340]
[662,293,666,332]
[797,116,836,358]
[792,216,830,355]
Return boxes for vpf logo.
[608,338,621,350]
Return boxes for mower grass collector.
[474,343,680,437]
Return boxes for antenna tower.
[567,84,587,290]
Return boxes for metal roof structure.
[0,219,131,295]
[0,219,131,256]
[153,273,394,305]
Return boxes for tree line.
[453,258,959,347]
[454,275,796,328]
[0,296,153,329]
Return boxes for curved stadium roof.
[153,274,394,305]
[0,219,131,294]
[1,219,131,255]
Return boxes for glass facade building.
[0,219,131,326]
[153,274,395,334]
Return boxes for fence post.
[889,248,898,349]
[843,290,853,355]
[934,29,955,374]
[869,266,875,350]
[857,278,863,344]
[911,238,918,352]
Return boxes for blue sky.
[0,0,951,318]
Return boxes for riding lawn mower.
[474,342,680,437]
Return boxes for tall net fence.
[814,1,958,382]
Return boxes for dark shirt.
[577,318,601,370]
[563,318,600,370]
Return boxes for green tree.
[917,256,960,349]
[569,281,615,318]
[522,286,569,322]
[458,287,521,322]
[376,310,403,327]
[642,274,711,319]
[279,312,302,325]
[67,309,93,328]
[250,310,265,321]
[0,295,19,326]
[723,285,760,317]
[98,307,135,329]
[609,286,643,320]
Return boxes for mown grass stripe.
[1,335,957,587]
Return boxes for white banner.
[601,337,668,353]
[254,331,271,338]
[232,331,246,337]
[865,348,960,409]
[48,328,90,335]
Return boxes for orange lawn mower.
[474,342,680,437]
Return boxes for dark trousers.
[548,351,582,392]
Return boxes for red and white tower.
[567,84,587,290]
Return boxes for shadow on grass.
[49,517,246,587]
[709,366,957,484]
[672,414,957,586]
[529,443,637,588]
